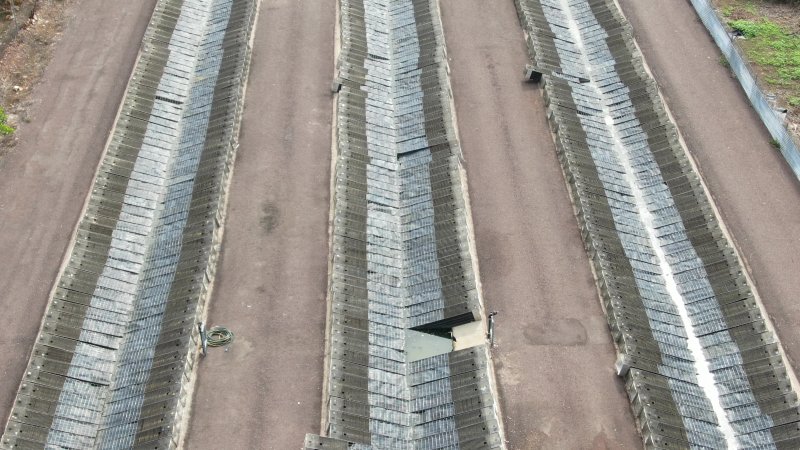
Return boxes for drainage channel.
[515,0,800,448]
[304,0,505,448]
[1,0,256,448]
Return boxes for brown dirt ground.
[0,0,72,153]
[184,1,335,448]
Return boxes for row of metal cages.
[306,0,503,448]
[514,0,800,448]
[1,0,257,448]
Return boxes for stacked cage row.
[514,0,800,448]
[306,0,504,448]
[1,0,257,448]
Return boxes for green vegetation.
[729,19,782,38]
[0,106,14,135]
[789,97,800,107]
[728,19,800,86]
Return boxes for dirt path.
[1,0,74,151]
[184,1,335,448]
[438,0,642,448]
[0,0,156,428]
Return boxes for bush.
[0,106,14,135]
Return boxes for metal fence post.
[487,311,498,346]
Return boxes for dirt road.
[617,0,800,383]
[0,0,156,427]
[184,1,335,448]
[438,0,642,447]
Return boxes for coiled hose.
[206,326,234,347]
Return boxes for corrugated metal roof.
[515,0,800,447]
[307,0,504,448]
[1,0,257,448]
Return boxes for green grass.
[729,19,800,86]
[729,19,782,38]
[0,106,14,135]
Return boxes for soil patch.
[0,0,72,155]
